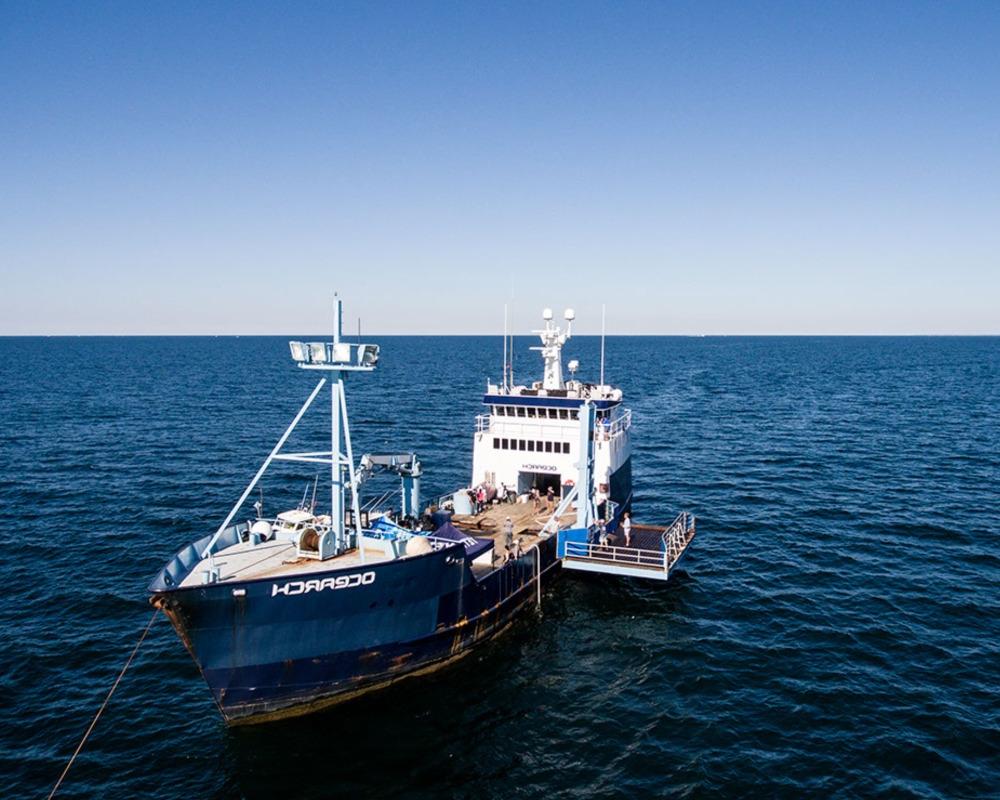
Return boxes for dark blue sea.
[1,335,998,799]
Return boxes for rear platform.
[558,512,696,581]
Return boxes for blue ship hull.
[152,536,561,724]
[151,467,631,724]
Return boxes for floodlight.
[333,343,351,363]
[358,344,380,366]
[309,342,327,363]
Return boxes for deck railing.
[661,512,696,570]
[596,408,632,439]
[564,540,666,569]
[475,409,632,442]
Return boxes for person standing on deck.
[598,518,609,548]
[546,485,555,513]
[622,512,632,547]
[503,516,514,551]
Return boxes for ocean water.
[1,335,998,799]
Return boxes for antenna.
[509,305,515,388]
[600,304,606,386]
[310,474,319,513]
[333,293,342,345]
[503,304,508,391]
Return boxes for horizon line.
[1,332,997,339]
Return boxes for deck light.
[309,342,327,363]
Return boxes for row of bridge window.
[493,438,571,454]
[492,406,580,420]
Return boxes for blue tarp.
[431,522,494,561]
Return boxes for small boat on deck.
[149,300,695,725]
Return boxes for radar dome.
[542,308,553,320]
[564,308,575,320]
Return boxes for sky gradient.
[2,1,998,335]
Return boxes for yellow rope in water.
[47,609,159,800]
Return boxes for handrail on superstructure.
[477,409,631,441]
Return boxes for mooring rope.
[48,609,159,800]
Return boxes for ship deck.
[451,499,576,555]
[178,539,394,588]
[177,501,577,589]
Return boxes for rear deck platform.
[560,514,696,581]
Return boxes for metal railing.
[476,415,577,442]
[661,512,695,569]
[475,408,632,442]
[564,540,667,570]
[562,510,695,576]
[597,408,632,438]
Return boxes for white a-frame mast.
[201,296,380,564]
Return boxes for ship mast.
[295,295,379,561]
[531,307,575,390]
[330,297,346,556]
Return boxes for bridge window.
[516,407,526,418]
[493,438,500,449]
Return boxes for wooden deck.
[452,499,576,561]
[179,499,584,588]
[178,539,392,587]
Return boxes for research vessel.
[149,300,695,724]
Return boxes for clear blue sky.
[1,1,998,334]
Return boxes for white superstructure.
[470,308,633,515]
